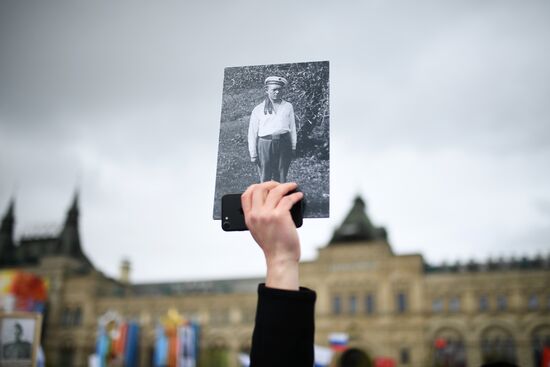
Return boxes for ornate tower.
[329,196,388,245]
[57,192,92,267]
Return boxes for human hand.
[241,182,304,290]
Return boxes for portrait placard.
[0,312,42,367]
[213,61,330,220]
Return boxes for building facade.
[0,195,549,367]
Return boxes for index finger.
[251,181,279,209]
[264,182,298,209]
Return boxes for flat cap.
[264,76,288,86]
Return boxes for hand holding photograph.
[213,61,330,220]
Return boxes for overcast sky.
[1,0,549,283]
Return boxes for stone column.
[516,336,533,367]
[466,337,481,367]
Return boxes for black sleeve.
[250,283,316,367]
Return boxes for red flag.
[375,357,395,367]
[541,346,550,367]
[114,322,128,356]
[434,338,447,350]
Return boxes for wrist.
[265,258,299,291]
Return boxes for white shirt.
[248,100,297,159]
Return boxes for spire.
[57,190,93,268]
[59,191,81,256]
[0,198,16,265]
[66,190,79,225]
[329,195,388,245]
[1,198,15,229]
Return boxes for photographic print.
[0,313,42,367]
[213,61,330,219]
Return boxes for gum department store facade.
[0,195,549,367]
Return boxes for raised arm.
[242,182,316,367]
[242,181,302,290]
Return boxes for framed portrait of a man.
[0,313,42,367]
[213,61,330,220]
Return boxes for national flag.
[329,332,349,352]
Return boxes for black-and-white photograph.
[0,313,41,367]
[213,61,330,219]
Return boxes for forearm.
[250,284,316,367]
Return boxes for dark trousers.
[257,133,292,182]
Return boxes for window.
[61,307,71,326]
[365,294,375,315]
[332,296,341,315]
[61,307,82,327]
[400,348,410,364]
[432,298,443,313]
[479,295,489,312]
[497,295,507,311]
[449,297,461,312]
[73,307,82,326]
[528,294,538,310]
[349,295,357,315]
[433,328,467,367]
[397,292,407,313]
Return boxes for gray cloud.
[1,0,549,281]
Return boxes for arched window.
[364,293,375,315]
[349,294,357,315]
[480,326,517,365]
[432,328,467,367]
[73,307,82,326]
[532,325,550,367]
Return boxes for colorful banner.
[96,311,140,367]
[154,309,200,367]
[0,270,48,313]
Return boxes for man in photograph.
[2,322,32,359]
[248,76,297,183]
